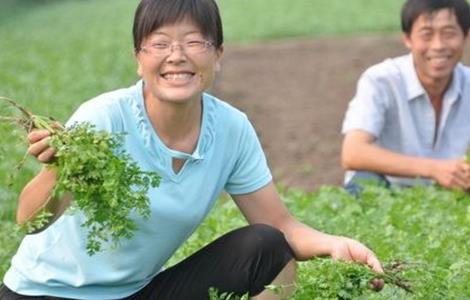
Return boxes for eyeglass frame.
[137,39,215,57]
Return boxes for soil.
[212,34,470,192]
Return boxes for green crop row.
[170,185,470,299]
[2,184,470,298]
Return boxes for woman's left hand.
[330,236,385,291]
[330,236,384,273]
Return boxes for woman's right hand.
[27,129,56,163]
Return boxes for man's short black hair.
[401,0,470,36]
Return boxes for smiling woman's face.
[136,18,223,105]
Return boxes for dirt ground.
[213,34,470,192]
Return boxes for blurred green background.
[1,0,402,117]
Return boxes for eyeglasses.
[139,40,214,57]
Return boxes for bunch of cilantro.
[1,97,160,255]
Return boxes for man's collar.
[402,54,425,101]
[444,64,462,104]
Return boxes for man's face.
[403,9,468,88]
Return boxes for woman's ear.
[135,53,143,77]
[215,60,221,72]
[214,45,224,72]
[137,63,143,77]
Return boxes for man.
[341,0,470,194]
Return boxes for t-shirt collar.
[133,79,215,162]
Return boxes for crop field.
[1,0,469,299]
[177,185,470,299]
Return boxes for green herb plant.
[208,259,412,300]
[0,96,161,255]
[208,288,249,300]
[290,259,413,300]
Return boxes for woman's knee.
[234,224,294,259]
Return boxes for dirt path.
[213,34,470,191]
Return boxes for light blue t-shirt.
[4,80,272,299]
[342,54,470,186]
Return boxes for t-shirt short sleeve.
[341,72,389,138]
[65,97,119,132]
[224,116,272,195]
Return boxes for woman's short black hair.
[401,0,470,36]
[133,0,223,52]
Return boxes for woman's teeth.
[163,73,193,80]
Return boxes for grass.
[220,0,402,42]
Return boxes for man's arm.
[232,182,383,273]
[342,129,470,190]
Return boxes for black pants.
[1,224,295,300]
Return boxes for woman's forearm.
[281,219,335,260]
[17,167,71,227]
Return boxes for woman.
[1,0,383,299]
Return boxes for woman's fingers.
[332,237,384,273]
[37,147,56,163]
[27,129,58,163]
[366,251,384,273]
[27,131,56,162]
[27,129,51,144]
[28,137,49,155]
